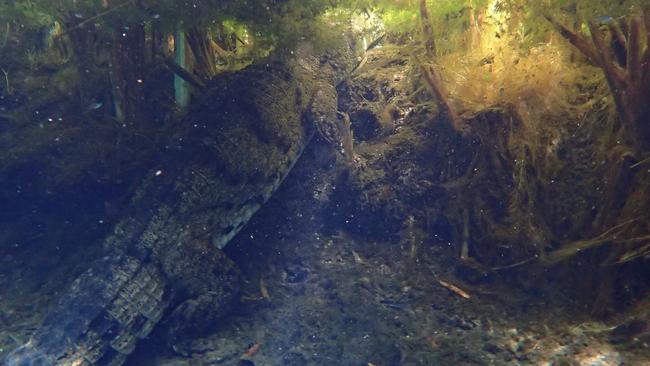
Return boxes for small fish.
[379,299,407,310]
[87,101,103,110]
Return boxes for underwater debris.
[241,342,261,358]
[438,279,471,299]
[542,216,649,266]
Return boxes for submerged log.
[4,35,355,366]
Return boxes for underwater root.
[542,217,650,266]
[417,0,462,131]
[547,11,650,153]
[418,62,463,131]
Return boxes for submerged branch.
[547,12,650,153]
[490,257,536,271]
[418,61,462,130]
[419,0,436,59]
[417,0,462,131]
[365,34,385,52]
[164,58,207,90]
[545,16,599,65]
[542,217,648,266]
[630,155,650,168]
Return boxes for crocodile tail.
[5,255,169,366]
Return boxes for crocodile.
[4,37,355,366]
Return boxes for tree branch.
[419,0,436,59]
[418,0,461,130]
[641,12,650,82]
[590,22,614,68]
[545,15,600,66]
[164,58,207,90]
[549,14,650,152]
[609,21,628,64]
[419,62,462,131]
[628,16,642,86]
